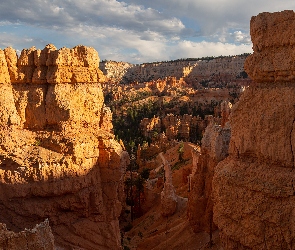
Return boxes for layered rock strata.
[0,45,128,249]
[100,55,251,87]
[0,219,54,249]
[213,10,295,249]
[188,109,231,234]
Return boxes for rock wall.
[0,219,54,250]
[100,60,133,83]
[0,45,128,249]
[187,107,231,234]
[100,55,251,86]
[213,10,295,249]
[159,153,178,217]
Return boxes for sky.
[0,0,294,64]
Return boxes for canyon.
[0,9,294,250]
[100,54,251,88]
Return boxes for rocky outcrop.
[0,45,128,249]
[140,114,210,141]
[159,153,178,217]
[220,101,232,127]
[100,56,251,87]
[0,219,54,250]
[213,10,295,249]
[100,60,134,83]
[187,112,231,234]
[244,10,295,83]
[185,55,251,88]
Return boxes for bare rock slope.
[0,45,128,249]
[213,10,295,249]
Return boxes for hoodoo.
[0,45,128,249]
[213,10,295,249]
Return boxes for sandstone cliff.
[188,105,231,234]
[100,56,251,88]
[0,45,128,249]
[0,219,54,250]
[213,10,295,249]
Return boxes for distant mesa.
[99,54,251,87]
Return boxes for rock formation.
[100,60,134,83]
[140,114,210,141]
[188,111,231,234]
[220,101,232,127]
[0,45,128,249]
[213,10,295,249]
[100,55,251,87]
[159,153,178,217]
[0,219,54,249]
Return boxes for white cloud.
[233,31,251,43]
[1,0,294,63]
[0,0,186,37]
[168,40,253,60]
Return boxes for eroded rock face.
[159,153,178,217]
[0,219,54,250]
[140,114,209,141]
[0,45,128,249]
[188,114,230,234]
[100,55,250,87]
[244,10,295,83]
[213,10,295,249]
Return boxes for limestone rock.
[45,82,104,130]
[17,46,37,83]
[140,116,161,138]
[244,10,295,82]
[220,100,232,127]
[140,114,209,141]
[7,44,105,84]
[0,49,11,84]
[46,45,105,84]
[159,153,178,217]
[0,219,55,250]
[99,104,114,132]
[0,45,128,250]
[0,83,21,126]
[100,56,250,87]
[188,119,230,233]
[213,10,295,249]
[201,119,231,163]
[4,47,18,82]
[32,44,57,84]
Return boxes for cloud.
[0,30,47,50]
[0,0,187,37]
[167,40,253,60]
[1,0,294,63]
[232,31,251,43]
[123,0,295,33]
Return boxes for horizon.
[0,1,294,64]
[100,52,251,64]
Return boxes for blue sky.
[0,0,294,63]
